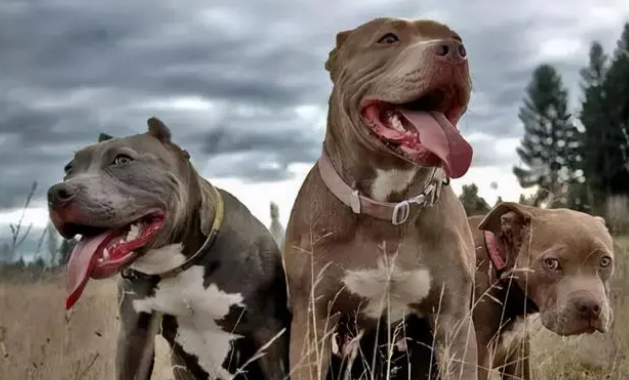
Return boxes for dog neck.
[483,231,540,317]
[322,125,439,202]
[319,139,444,225]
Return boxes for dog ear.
[324,30,352,78]
[478,202,534,240]
[98,133,114,142]
[147,117,172,143]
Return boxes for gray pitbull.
[47,118,291,380]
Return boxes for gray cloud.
[0,0,627,210]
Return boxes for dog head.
[479,202,614,336]
[324,17,473,178]
[48,117,218,308]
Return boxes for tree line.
[460,22,629,219]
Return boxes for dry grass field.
[1,237,628,380]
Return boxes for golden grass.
[0,274,174,380]
[1,237,628,380]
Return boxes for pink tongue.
[397,110,473,178]
[65,231,109,310]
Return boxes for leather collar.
[317,148,447,225]
[121,182,225,281]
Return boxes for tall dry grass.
[2,196,629,379]
[0,270,175,380]
[3,244,624,380]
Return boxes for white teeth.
[103,248,110,260]
[98,257,104,263]
[389,113,405,132]
[126,223,140,241]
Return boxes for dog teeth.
[103,248,110,260]
[389,113,405,132]
[126,224,140,241]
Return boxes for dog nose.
[47,183,79,207]
[576,299,602,320]
[432,39,467,62]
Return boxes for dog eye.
[113,154,133,166]
[544,258,560,271]
[378,33,399,44]
[63,162,73,175]
[599,256,612,268]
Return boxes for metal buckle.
[350,190,361,214]
[391,193,427,225]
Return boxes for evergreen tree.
[46,221,59,266]
[458,183,491,216]
[513,64,582,204]
[58,238,77,266]
[580,24,629,206]
[579,41,610,210]
[0,242,11,263]
[600,23,629,194]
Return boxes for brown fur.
[282,18,478,380]
[470,203,614,380]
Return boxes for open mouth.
[65,211,166,309]
[360,86,473,179]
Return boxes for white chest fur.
[132,263,244,378]
[342,256,432,322]
[370,168,417,202]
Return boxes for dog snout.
[575,298,602,321]
[47,183,79,208]
[430,39,467,63]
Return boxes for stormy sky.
[1,0,628,252]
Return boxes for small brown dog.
[282,17,479,380]
[470,202,614,379]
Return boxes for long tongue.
[65,232,110,310]
[397,110,473,178]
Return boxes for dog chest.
[341,256,432,322]
[132,265,245,378]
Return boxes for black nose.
[432,39,467,61]
[576,299,602,320]
[47,183,79,207]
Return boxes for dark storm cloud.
[0,0,626,209]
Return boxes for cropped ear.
[98,133,114,142]
[478,202,534,243]
[324,30,352,79]
[147,117,172,144]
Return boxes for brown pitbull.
[470,202,614,380]
[282,18,478,380]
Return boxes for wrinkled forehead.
[531,211,614,256]
[349,18,461,44]
[72,133,170,165]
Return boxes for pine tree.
[601,22,629,193]
[46,221,59,266]
[513,64,582,204]
[458,183,490,216]
[58,238,77,266]
[580,24,629,206]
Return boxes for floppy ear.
[324,30,352,79]
[478,202,534,245]
[147,117,172,143]
[98,133,114,142]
